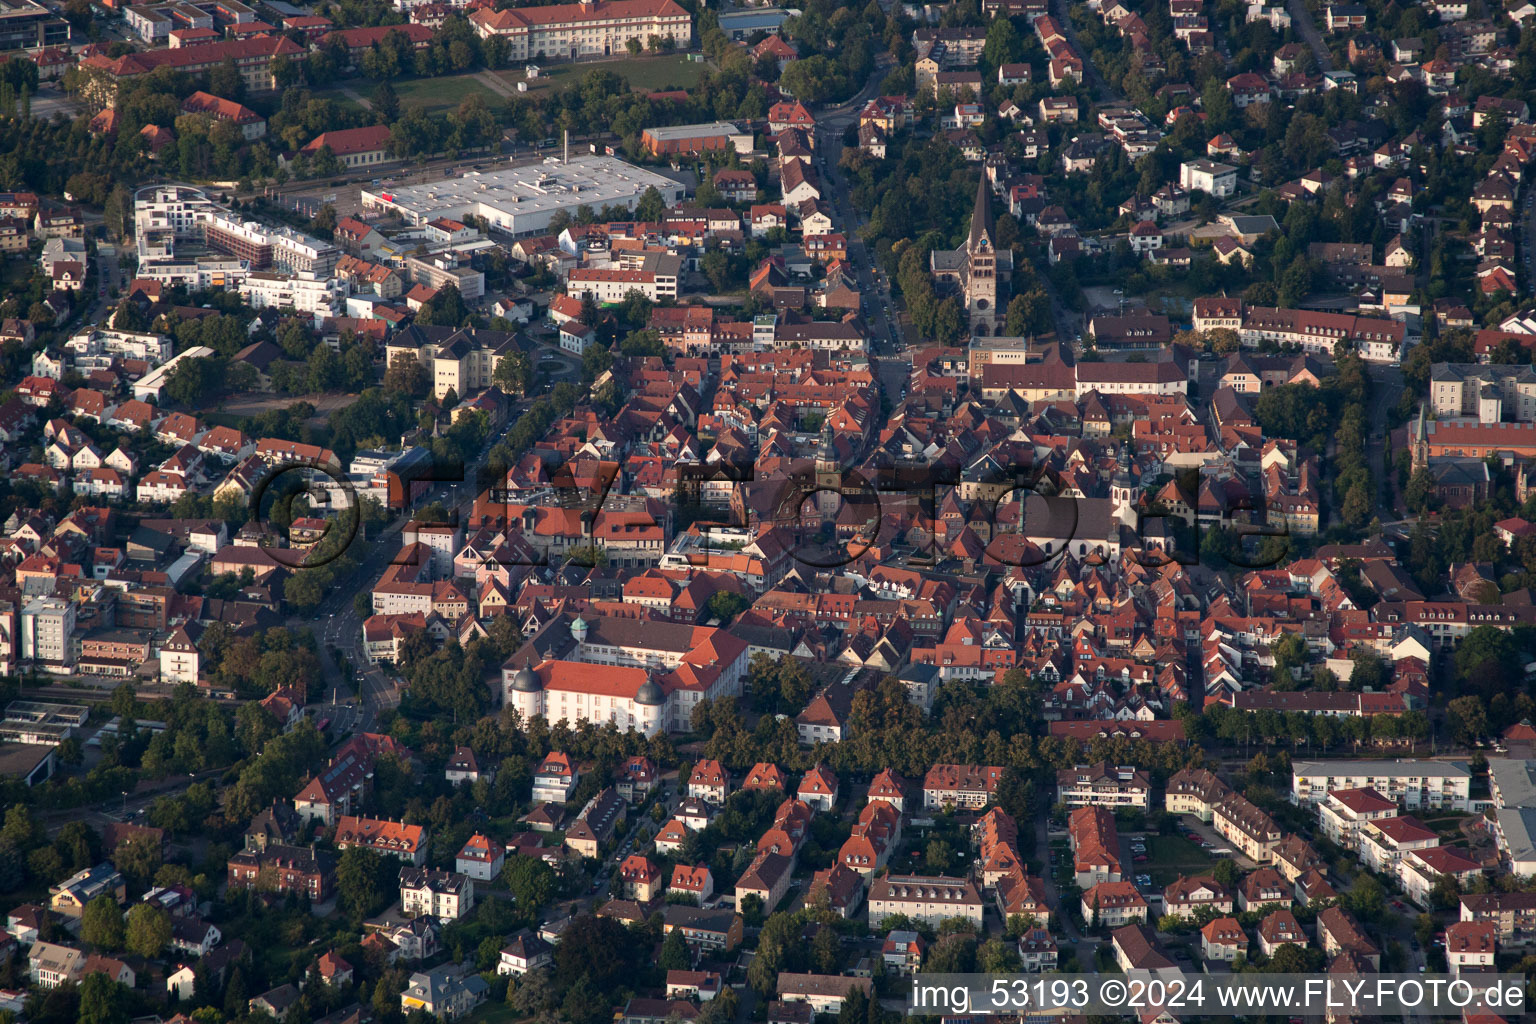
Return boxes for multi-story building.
[1400,845,1482,908]
[504,614,747,735]
[1201,917,1247,961]
[1164,875,1233,919]
[205,214,338,277]
[1292,760,1472,811]
[564,786,626,858]
[566,260,681,304]
[399,868,475,921]
[134,184,337,277]
[868,874,984,929]
[64,328,174,371]
[181,90,266,138]
[530,751,579,804]
[1081,881,1148,927]
[661,905,742,954]
[1213,793,1283,862]
[922,764,1004,809]
[399,966,488,1020]
[467,0,689,61]
[48,864,124,919]
[454,834,504,881]
[405,253,485,301]
[1318,788,1399,850]
[1358,815,1439,875]
[226,844,336,901]
[293,753,370,825]
[28,941,84,988]
[334,816,427,866]
[77,36,303,105]
[497,929,554,976]
[687,759,730,804]
[1461,892,1536,946]
[384,325,522,402]
[20,597,74,668]
[1055,763,1151,810]
[0,0,69,52]
[1192,302,1407,363]
[240,271,344,318]
[299,125,392,169]
[1179,158,1237,196]
[1165,767,1234,821]
[1429,363,1536,422]
[1317,906,1380,968]
[1068,806,1121,888]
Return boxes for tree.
[561,974,609,1024]
[553,915,636,993]
[81,895,125,949]
[1201,76,1234,132]
[417,284,469,328]
[1403,467,1436,512]
[509,968,554,1014]
[1,805,42,852]
[79,972,128,1024]
[983,17,1022,68]
[658,926,691,971]
[1447,695,1488,748]
[502,855,556,912]
[337,847,390,922]
[705,591,748,622]
[125,903,171,958]
[310,144,343,179]
[283,568,328,612]
[1211,858,1240,890]
[112,298,148,332]
[1340,481,1372,530]
[626,37,642,56]
[812,924,841,973]
[384,352,429,399]
[493,351,532,394]
[701,250,733,293]
[209,57,245,101]
[635,186,666,222]
[165,355,222,406]
[372,81,400,123]
[113,834,161,884]
[1455,626,1519,697]
[779,55,846,104]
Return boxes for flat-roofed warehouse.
[360,156,685,236]
[641,122,753,157]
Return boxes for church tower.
[815,419,841,517]
[966,174,999,336]
[1111,444,1137,527]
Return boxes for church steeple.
[816,417,837,467]
[968,173,994,254]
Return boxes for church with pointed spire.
[930,174,1014,336]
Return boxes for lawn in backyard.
[466,1003,520,1024]
[1142,834,1218,886]
[499,52,705,96]
[393,73,503,114]
[318,55,705,121]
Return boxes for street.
[1366,363,1405,518]
[1049,0,1122,101]
[1285,0,1336,71]
[302,334,583,730]
[812,68,911,403]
